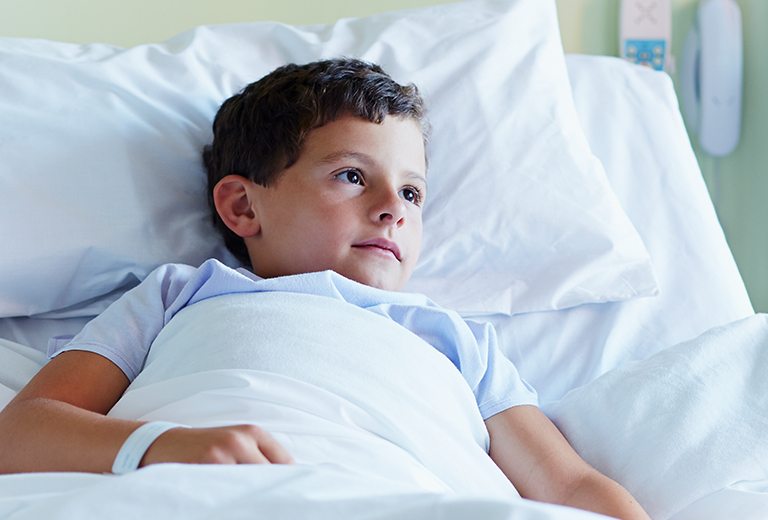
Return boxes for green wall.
[2,0,765,310]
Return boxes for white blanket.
[0,293,607,519]
[0,464,606,519]
[550,313,768,519]
[109,292,514,496]
[3,298,768,518]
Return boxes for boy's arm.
[485,405,650,520]
[0,350,291,474]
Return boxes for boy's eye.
[400,187,424,206]
[335,169,364,185]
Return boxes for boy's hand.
[140,424,294,467]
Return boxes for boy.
[0,59,648,519]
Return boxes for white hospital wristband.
[112,421,183,475]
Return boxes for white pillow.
[549,314,768,520]
[0,0,656,318]
[491,56,753,408]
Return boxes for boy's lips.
[352,238,402,261]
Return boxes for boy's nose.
[371,189,406,227]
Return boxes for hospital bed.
[0,0,764,518]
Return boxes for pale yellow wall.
[1,0,765,311]
[0,0,456,45]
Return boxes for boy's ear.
[212,175,261,238]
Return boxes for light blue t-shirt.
[50,259,537,419]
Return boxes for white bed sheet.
[550,314,768,519]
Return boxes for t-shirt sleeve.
[462,318,539,419]
[377,303,538,420]
[47,263,197,381]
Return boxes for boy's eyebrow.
[319,150,427,185]
[318,150,373,166]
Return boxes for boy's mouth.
[352,238,402,262]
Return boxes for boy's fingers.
[239,449,270,464]
[229,425,292,465]
[254,432,294,464]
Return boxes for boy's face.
[244,115,427,291]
